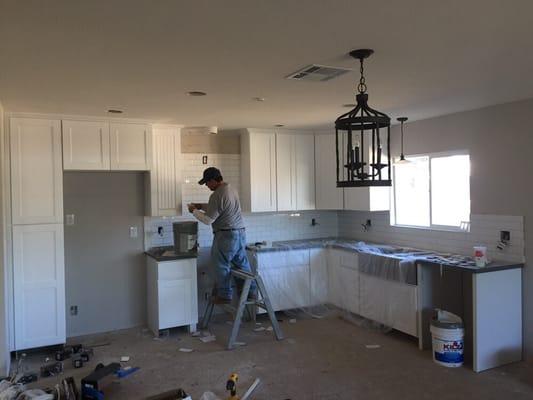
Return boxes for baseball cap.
[198,167,222,185]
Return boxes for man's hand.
[187,203,196,213]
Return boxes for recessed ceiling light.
[342,104,356,108]
[107,109,123,114]
[253,97,265,102]
[187,91,207,96]
[275,124,285,127]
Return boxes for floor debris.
[289,319,297,324]
[120,356,130,362]
[179,348,194,353]
[265,326,273,332]
[241,378,261,400]
[191,331,202,337]
[365,344,381,349]
[253,327,266,332]
[199,335,216,343]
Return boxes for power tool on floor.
[226,373,239,400]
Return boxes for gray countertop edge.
[246,238,524,274]
[145,249,198,262]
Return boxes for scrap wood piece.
[241,378,261,400]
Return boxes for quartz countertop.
[246,237,523,274]
[145,246,198,262]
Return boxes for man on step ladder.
[188,167,257,304]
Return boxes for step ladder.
[200,269,284,350]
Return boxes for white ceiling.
[1,0,533,129]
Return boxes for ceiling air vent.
[286,64,351,82]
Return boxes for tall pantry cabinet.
[9,117,66,350]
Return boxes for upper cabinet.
[314,133,343,210]
[110,122,152,171]
[62,120,152,171]
[276,132,315,211]
[241,129,277,212]
[10,117,63,224]
[146,125,182,216]
[62,120,110,170]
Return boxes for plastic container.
[430,310,464,367]
[473,245,488,267]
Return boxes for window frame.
[390,149,471,232]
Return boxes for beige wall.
[63,172,146,337]
[391,98,533,355]
[181,128,240,154]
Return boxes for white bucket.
[430,311,464,368]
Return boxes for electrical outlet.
[202,155,208,164]
[70,305,78,316]
[130,226,138,238]
[157,226,164,236]
[66,214,75,226]
[500,230,510,242]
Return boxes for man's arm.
[192,209,214,225]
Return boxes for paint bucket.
[473,245,488,267]
[430,310,464,367]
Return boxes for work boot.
[210,287,232,304]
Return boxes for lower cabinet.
[146,257,198,335]
[328,249,359,314]
[13,224,66,350]
[359,273,418,337]
[310,249,328,305]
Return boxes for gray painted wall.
[63,172,146,337]
[0,101,8,375]
[390,98,533,355]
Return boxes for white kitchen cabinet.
[339,134,390,211]
[275,132,315,211]
[359,273,417,337]
[146,257,198,335]
[10,117,63,224]
[146,125,182,216]
[310,248,328,305]
[315,133,344,209]
[13,224,65,350]
[327,249,359,314]
[110,122,152,170]
[240,129,277,212]
[62,120,110,170]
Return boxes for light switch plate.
[130,226,138,238]
[66,214,75,225]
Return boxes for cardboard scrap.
[199,335,216,343]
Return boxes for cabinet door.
[10,118,63,224]
[13,224,65,350]
[148,126,181,216]
[62,120,110,170]
[310,249,328,305]
[336,265,360,314]
[295,134,315,210]
[158,279,192,329]
[246,131,277,212]
[315,133,343,209]
[276,133,295,211]
[359,274,417,337]
[109,122,152,170]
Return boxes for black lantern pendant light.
[335,49,391,187]
[396,117,411,165]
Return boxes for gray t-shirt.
[205,183,245,231]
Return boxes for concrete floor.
[18,312,533,399]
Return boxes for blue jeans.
[211,229,256,299]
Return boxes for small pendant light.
[395,117,411,165]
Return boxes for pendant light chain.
[357,58,367,94]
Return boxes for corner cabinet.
[146,257,198,335]
[146,125,182,216]
[240,129,277,212]
[276,132,316,211]
[314,133,343,209]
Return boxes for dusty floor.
[16,312,533,399]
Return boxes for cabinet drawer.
[257,250,310,270]
[157,259,196,280]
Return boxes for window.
[391,152,470,230]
